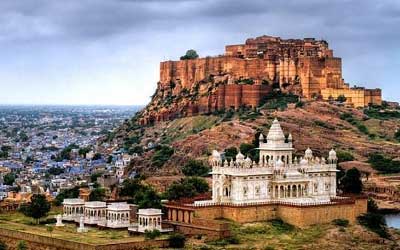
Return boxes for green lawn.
[0,211,148,244]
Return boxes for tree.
[16,241,27,250]
[3,173,15,186]
[0,240,7,250]
[224,147,238,161]
[151,146,174,168]
[78,147,91,157]
[20,194,51,224]
[182,160,210,177]
[92,153,102,161]
[368,198,379,213]
[119,179,161,208]
[165,177,209,200]
[89,188,106,201]
[336,150,354,163]
[136,189,162,209]
[46,225,54,237]
[47,167,64,175]
[180,49,199,60]
[168,233,186,248]
[336,95,347,103]
[339,167,362,194]
[144,229,161,240]
[54,186,80,206]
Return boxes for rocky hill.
[105,98,400,178]
[102,35,397,178]
[138,35,382,125]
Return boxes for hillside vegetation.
[103,100,400,177]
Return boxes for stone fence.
[0,227,169,250]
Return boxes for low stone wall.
[168,218,230,240]
[0,228,169,250]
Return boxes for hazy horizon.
[0,0,399,105]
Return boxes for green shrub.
[368,198,379,213]
[165,177,209,200]
[339,168,362,194]
[0,240,7,250]
[182,160,210,177]
[332,218,349,227]
[16,241,27,250]
[269,219,294,232]
[263,246,275,250]
[357,124,369,134]
[168,233,186,248]
[295,101,304,108]
[226,235,240,244]
[364,107,400,120]
[259,92,299,110]
[224,147,238,161]
[336,150,354,163]
[314,120,335,130]
[180,49,199,60]
[144,229,161,240]
[151,145,174,168]
[368,153,400,173]
[358,213,389,238]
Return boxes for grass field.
[0,211,148,244]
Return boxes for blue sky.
[0,0,399,105]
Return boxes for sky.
[0,0,399,105]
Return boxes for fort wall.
[141,35,382,124]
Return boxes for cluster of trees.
[338,167,363,194]
[336,95,347,103]
[0,145,11,159]
[119,179,162,209]
[164,177,209,201]
[224,133,262,162]
[54,186,80,206]
[368,152,400,173]
[336,150,355,163]
[19,194,51,224]
[47,167,64,176]
[182,160,210,177]
[89,187,106,201]
[3,173,16,186]
[151,145,174,168]
[339,113,371,136]
[180,49,199,60]
[357,198,389,238]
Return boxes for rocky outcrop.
[139,35,381,125]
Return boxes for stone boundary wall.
[0,228,169,250]
[166,197,367,231]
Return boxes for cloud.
[0,0,399,104]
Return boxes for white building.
[62,200,133,229]
[62,198,85,222]
[207,118,338,205]
[84,201,107,225]
[103,203,131,228]
[128,208,172,234]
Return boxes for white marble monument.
[205,118,339,205]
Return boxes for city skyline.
[0,0,399,105]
